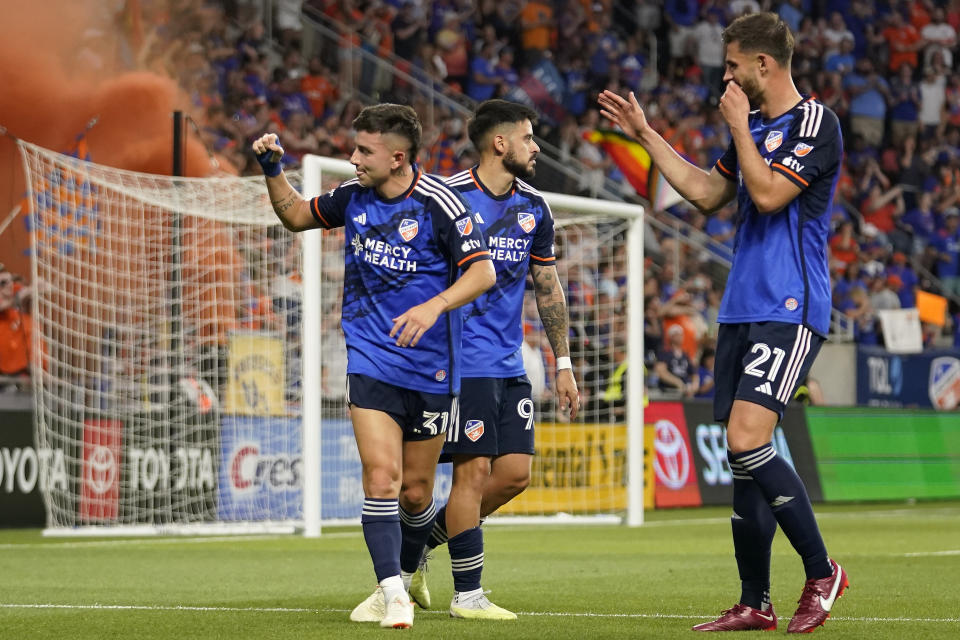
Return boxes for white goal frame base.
[42,522,297,538]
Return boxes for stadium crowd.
[48,0,960,408]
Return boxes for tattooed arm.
[531,263,580,419]
[266,176,319,231]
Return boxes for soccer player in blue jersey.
[252,103,496,630]
[352,99,580,621]
[600,13,848,634]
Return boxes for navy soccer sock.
[728,450,777,610]
[448,526,484,593]
[399,499,436,573]
[735,443,832,580]
[426,504,448,550]
[361,497,401,582]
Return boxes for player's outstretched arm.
[598,90,735,214]
[390,260,496,348]
[251,133,318,231]
[531,263,579,420]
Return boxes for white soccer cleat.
[449,590,517,621]
[349,585,385,623]
[380,594,414,629]
[408,553,431,609]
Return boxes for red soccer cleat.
[692,604,778,632]
[787,558,850,633]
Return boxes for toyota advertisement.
[79,419,122,522]
[645,402,702,508]
[0,409,68,527]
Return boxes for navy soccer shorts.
[442,376,535,459]
[347,373,454,441]
[713,322,824,422]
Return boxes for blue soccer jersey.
[310,169,491,394]
[714,97,842,336]
[445,168,556,377]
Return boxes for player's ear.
[758,54,769,74]
[391,149,405,170]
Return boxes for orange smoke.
[0,0,226,278]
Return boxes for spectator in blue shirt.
[467,41,499,102]
[824,36,856,73]
[563,57,590,116]
[705,204,736,259]
[779,0,804,33]
[694,348,715,399]
[933,209,960,296]
[901,190,938,253]
[845,58,891,148]
[494,47,519,88]
[888,63,921,147]
[887,252,919,308]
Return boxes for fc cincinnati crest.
[518,212,536,233]
[456,217,473,236]
[793,142,814,157]
[765,130,784,152]
[929,357,960,410]
[464,420,485,442]
[399,218,419,241]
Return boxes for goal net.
[19,143,645,535]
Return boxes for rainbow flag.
[584,129,651,197]
[585,129,685,210]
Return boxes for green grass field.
[2,501,959,639]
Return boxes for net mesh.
[20,141,305,528]
[19,143,642,531]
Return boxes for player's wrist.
[556,356,572,371]
[256,150,283,178]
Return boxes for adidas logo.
[754,382,772,395]
[474,212,484,224]
[353,212,367,225]
[770,495,794,507]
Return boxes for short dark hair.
[352,103,422,163]
[723,12,794,68]
[467,99,539,150]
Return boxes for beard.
[738,74,763,105]
[503,148,536,179]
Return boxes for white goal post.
[18,142,644,536]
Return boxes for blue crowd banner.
[857,346,960,410]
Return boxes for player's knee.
[454,456,492,489]
[507,471,531,496]
[363,465,401,497]
[495,469,530,499]
[726,426,769,454]
[399,480,432,510]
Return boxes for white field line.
[0,532,359,550]
[1,602,958,624]
[904,549,960,557]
